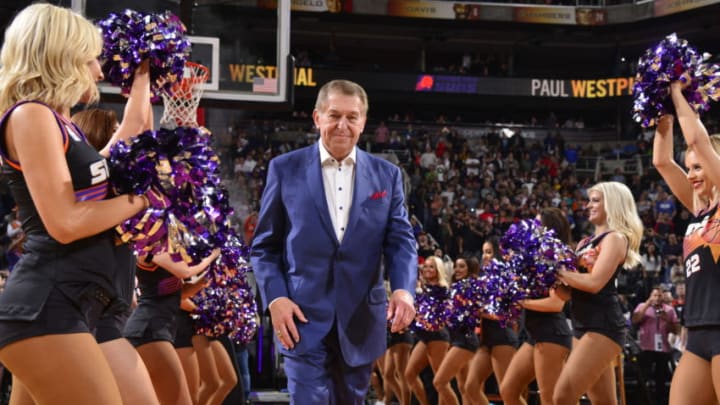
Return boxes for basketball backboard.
[94,0,292,104]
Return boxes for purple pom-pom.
[412,284,451,332]
[98,9,191,98]
[111,127,234,264]
[477,258,525,326]
[500,218,576,299]
[192,232,257,344]
[193,258,258,344]
[446,277,484,331]
[633,33,720,127]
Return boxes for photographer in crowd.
[631,285,680,405]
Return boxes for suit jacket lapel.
[345,150,371,240]
[304,145,338,244]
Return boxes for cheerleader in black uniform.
[191,315,239,405]
[0,5,158,404]
[174,287,207,403]
[173,270,240,405]
[124,250,219,405]
[432,255,482,405]
[403,256,450,405]
[655,81,720,404]
[466,238,519,405]
[554,182,642,405]
[72,61,159,405]
[379,281,413,405]
[500,207,574,405]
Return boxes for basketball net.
[160,61,209,128]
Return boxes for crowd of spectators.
[217,115,687,308]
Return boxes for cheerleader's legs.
[0,333,122,405]
[100,338,160,405]
[553,333,620,405]
[499,342,533,405]
[208,339,238,405]
[404,341,430,405]
[9,376,34,405]
[389,342,412,405]
[175,346,199,403]
[669,350,718,405]
[465,347,492,405]
[193,336,238,405]
[433,346,474,405]
[533,342,569,405]
[136,341,193,405]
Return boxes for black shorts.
[414,328,450,343]
[481,319,518,349]
[0,286,108,349]
[388,331,414,347]
[526,319,572,350]
[449,328,480,352]
[573,327,626,347]
[686,326,720,361]
[94,309,131,344]
[173,310,195,349]
[124,295,180,347]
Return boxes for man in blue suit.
[251,80,417,404]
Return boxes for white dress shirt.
[319,141,356,242]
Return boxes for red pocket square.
[370,190,388,200]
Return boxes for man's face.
[313,91,366,161]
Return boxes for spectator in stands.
[632,286,679,405]
[610,167,626,183]
[374,120,389,151]
[420,144,437,170]
[670,283,686,340]
[654,212,675,240]
[673,207,692,236]
[654,190,677,221]
[669,257,684,286]
[641,242,663,286]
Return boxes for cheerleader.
[0,5,156,404]
[500,207,573,405]
[124,250,219,405]
[72,60,159,405]
[465,238,519,405]
[174,288,207,403]
[654,80,720,404]
[554,182,642,405]
[404,256,450,405]
[432,255,482,405]
[380,281,413,405]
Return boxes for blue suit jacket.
[251,144,417,367]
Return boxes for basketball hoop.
[160,61,209,128]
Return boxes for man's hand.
[387,290,415,333]
[269,297,308,350]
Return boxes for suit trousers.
[282,322,373,405]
